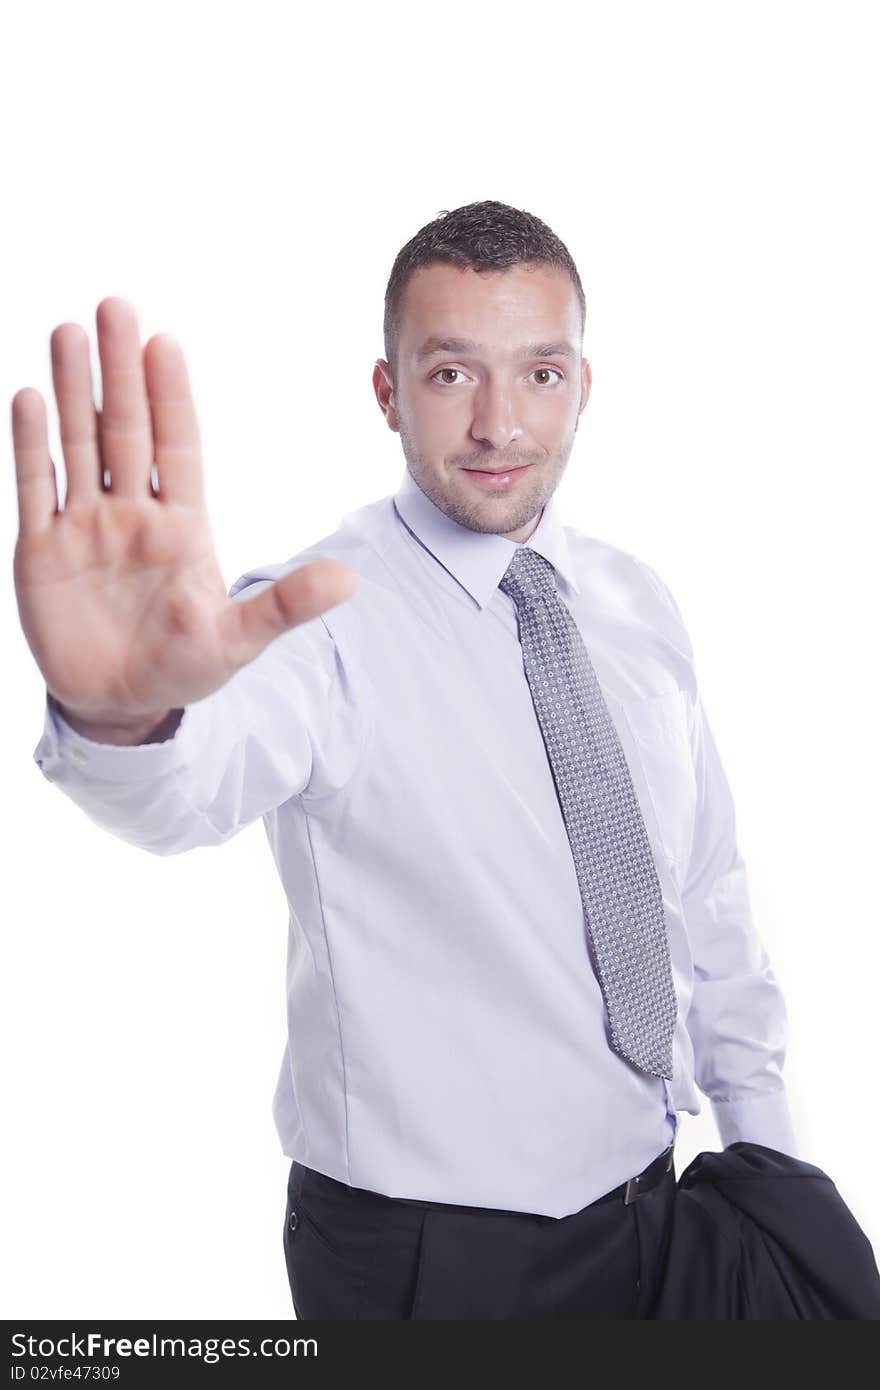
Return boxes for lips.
[462,464,532,475]
[460,463,532,490]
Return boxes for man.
[13,200,798,1319]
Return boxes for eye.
[430,368,467,386]
[530,367,564,386]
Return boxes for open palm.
[12,297,358,733]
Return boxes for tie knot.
[498,545,559,609]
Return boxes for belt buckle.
[623,1142,675,1205]
[623,1174,643,1205]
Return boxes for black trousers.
[282,1146,676,1320]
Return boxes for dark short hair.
[383,199,586,382]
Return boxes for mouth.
[460,463,533,490]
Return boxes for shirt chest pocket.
[619,689,697,873]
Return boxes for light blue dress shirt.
[32,465,798,1218]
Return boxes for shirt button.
[289,1210,298,1231]
[71,747,89,764]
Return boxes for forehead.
[398,262,581,354]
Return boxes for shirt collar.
[391,465,581,611]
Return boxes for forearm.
[32,604,356,855]
[35,691,221,855]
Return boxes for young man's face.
[373,261,592,542]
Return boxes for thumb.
[219,559,359,668]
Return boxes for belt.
[306,1140,676,1217]
[607,1140,676,1206]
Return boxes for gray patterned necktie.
[499,545,677,1079]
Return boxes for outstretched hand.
[12,297,358,732]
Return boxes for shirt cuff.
[710,1087,800,1158]
[33,689,215,784]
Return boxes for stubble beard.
[397,418,574,537]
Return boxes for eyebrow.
[415,336,577,362]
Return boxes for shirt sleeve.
[30,575,368,856]
[640,561,800,1159]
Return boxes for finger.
[11,388,58,538]
[143,333,205,509]
[218,560,360,668]
[50,322,102,505]
[95,297,154,500]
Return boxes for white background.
[2,0,877,1318]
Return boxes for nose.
[470,379,524,451]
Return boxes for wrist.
[49,693,182,746]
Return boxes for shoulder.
[225,496,397,664]
[564,524,692,650]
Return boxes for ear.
[372,360,400,432]
[578,357,593,416]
